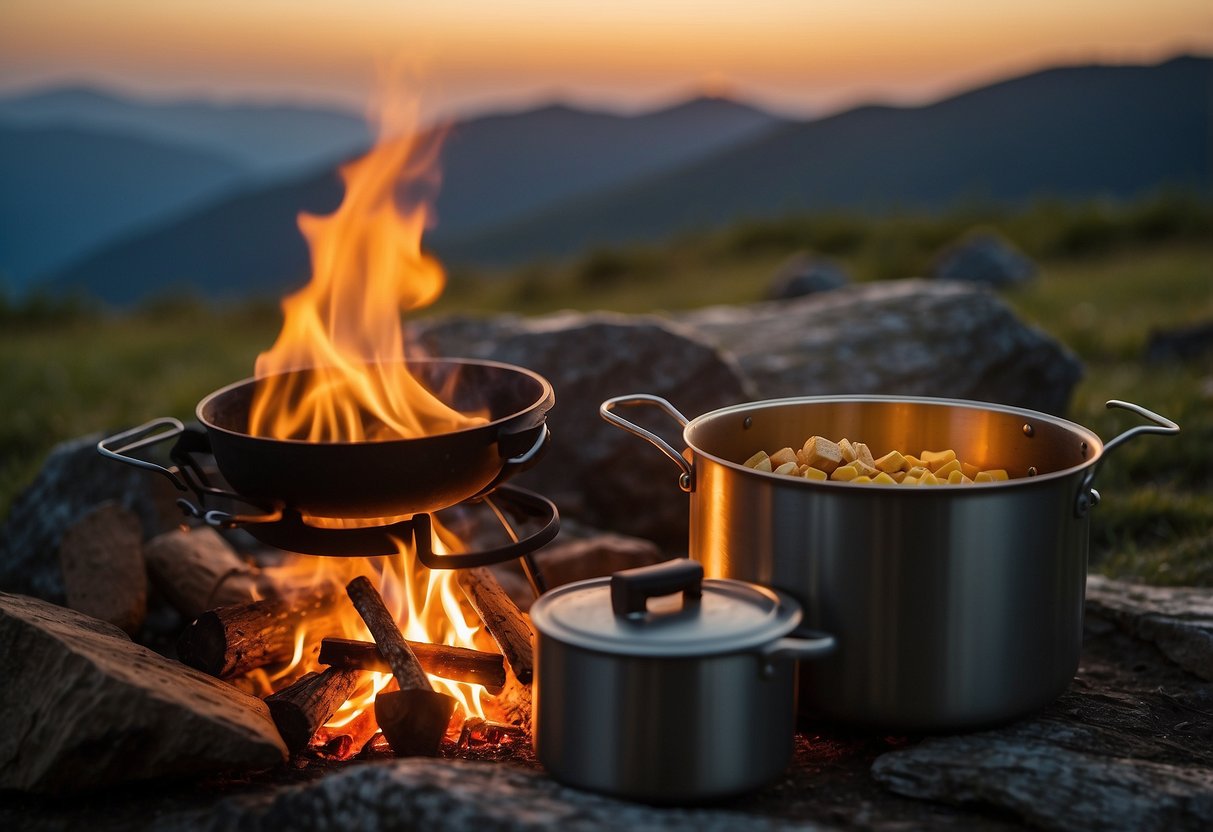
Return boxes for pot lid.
[529,559,803,658]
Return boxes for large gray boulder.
[675,279,1081,414]
[415,313,753,547]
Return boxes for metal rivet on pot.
[1023,424,1035,437]
[743,416,753,429]
[1027,466,1038,476]
[1080,441,1089,457]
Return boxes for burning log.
[177,589,341,678]
[265,666,359,754]
[346,576,457,757]
[319,637,506,694]
[145,527,262,620]
[457,567,534,684]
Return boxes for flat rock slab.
[416,312,752,546]
[0,593,286,793]
[1086,575,1213,680]
[213,758,820,832]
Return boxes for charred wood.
[346,576,456,757]
[265,666,359,754]
[319,636,506,693]
[177,589,340,678]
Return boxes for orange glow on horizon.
[1,1,1210,116]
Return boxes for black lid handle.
[611,558,703,619]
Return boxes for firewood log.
[457,567,534,683]
[319,637,506,693]
[265,666,359,753]
[346,576,456,757]
[144,527,262,619]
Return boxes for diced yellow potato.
[903,475,919,485]
[770,447,798,468]
[853,442,875,468]
[753,457,773,473]
[947,470,966,484]
[919,471,941,486]
[838,437,857,463]
[831,463,861,482]
[802,466,828,481]
[891,471,907,483]
[903,454,922,468]
[874,450,906,473]
[744,451,770,468]
[906,466,929,479]
[920,449,957,471]
[961,461,980,479]
[975,469,1009,482]
[799,436,843,473]
[873,471,897,485]
[851,475,873,484]
[934,459,962,478]
[773,461,797,476]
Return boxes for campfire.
[105,88,552,760]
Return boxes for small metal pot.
[600,395,1178,730]
[530,558,835,803]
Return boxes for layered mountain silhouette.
[39,95,783,303]
[28,55,1213,304]
[0,123,249,283]
[0,87,370,175]
[446,56,1212,263]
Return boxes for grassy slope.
[2,204,1209,584]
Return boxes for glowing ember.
[245,83,501,752]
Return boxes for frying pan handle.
[600,395,694,493]
[97,418,190,491]
[1075,400,1179,517]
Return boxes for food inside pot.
[744,435,1011,485]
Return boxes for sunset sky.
[2,1,1211,119]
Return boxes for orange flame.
[246,83,497,750]
[249,90,483,442]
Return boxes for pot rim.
[196,357,554,448]
[683,394,1104,490]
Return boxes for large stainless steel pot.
[601,395,1178,730]
[530,559,835,802]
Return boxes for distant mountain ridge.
[36,55,1213,303]
[444,55,1213,263]
[43,95,785,303]
[0,86,371,176]
[0,122,249,284]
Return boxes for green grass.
[2,196,1210,585]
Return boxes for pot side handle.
[1076,400,1180,517]
[759,630,836,678]
[600,394,694,492]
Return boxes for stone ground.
[3,594,1209,832]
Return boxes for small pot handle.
[600,394,694,492]
[1075,399,1180,517]
[611,558,703,619]
[759,630,836,678]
